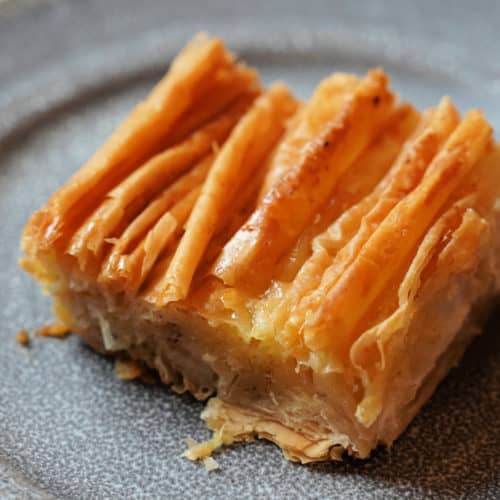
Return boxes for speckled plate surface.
[1,1,500,498]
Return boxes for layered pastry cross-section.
[21,34,500,462]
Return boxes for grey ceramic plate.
[1,1,500,498]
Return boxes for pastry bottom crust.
[73,299,485,462]
[55,261,496,462]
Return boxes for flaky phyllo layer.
[22,34,500,461]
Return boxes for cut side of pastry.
[21,34,500,462]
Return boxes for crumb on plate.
[203,456,220,471]
[181,429,234,468]
[16,329,30,347]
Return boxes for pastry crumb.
[35,323,70,338]
[203,456,220,471]
[181,429,232,463]
[16,329,30,347]
[183,436,221,470]
[115,358,147,381]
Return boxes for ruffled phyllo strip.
[143,84,299,304]
[248,92,494,425]
[21,34,261,288]
[213,69,399,292]
[211,69,494,391]
[272,98,460,359]
[210,70,416,330]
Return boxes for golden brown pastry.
[21,34,500,462]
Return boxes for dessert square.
[21,34,500,462]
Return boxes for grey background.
[1,1,499,498]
